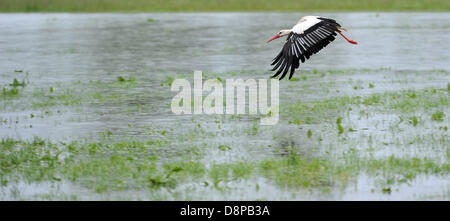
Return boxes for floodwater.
[0,13,449,200]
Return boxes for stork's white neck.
[279,29,292,37]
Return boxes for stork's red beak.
[267,34,281,43]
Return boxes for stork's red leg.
[337,30,358,45]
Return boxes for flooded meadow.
[0,12,449,200]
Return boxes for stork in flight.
[267,16,357,80]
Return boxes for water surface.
[0,12,449,200]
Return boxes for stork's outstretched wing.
[270,18,340,80]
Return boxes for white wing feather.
[292,16,322,34]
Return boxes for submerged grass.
[9,78,26,87]
[1,87,20,98]
[260,155,334,188]
[431,111,445,122]
[1,68,448,199]
[284,87,448,126]
[1,136,448,194]
[0,0,448,12]
[0,77,147,112]
[1,78,27,99]
[0,138,201,192]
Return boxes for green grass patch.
[161,76,175,87]
[0,138,201,192]
[260,154,334,188]
[284,87,449,126]
[1,87,20,98]
[0,137,448,193]
[117,76,135,83]
[9,78,26,87]
[409,116,419,127]
[431,111,445,122]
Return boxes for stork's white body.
[291,16,322,34]
[267,15,357,80]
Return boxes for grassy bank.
[0,0,449,12]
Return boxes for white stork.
[267,16,357,80]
